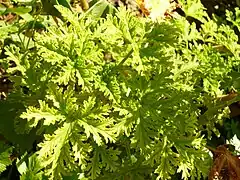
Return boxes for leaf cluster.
[1,0,240,179]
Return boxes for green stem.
[118,48,133,67]
[26,18,37,50]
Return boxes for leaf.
[152,139,177,179]
[54,5,75,22]
[0,143,12,174]
[37,122,73,179]
[113,111,135,137]
[87,145,101,179]
[70,132,91,169]
[178,0,208,22]
[17,153,44,180]
[0,23,18,40]
[177,162,191,180]
[41,0,72,20]
[87,145,120,179]
[78,120,115,145]
[0,4,7,15]
[85,0,115,19]
[54,62,76,86]
[20,100,65,129]
[17,161,27,175]
[5,6,32,15]
[47,84,77,111]
[20,13,34,21]
[0,101,37,152]
[77,97,116,145]
[4,45,27,75]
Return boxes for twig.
[117,48,133,67]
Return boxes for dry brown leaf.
[208,145,240,180]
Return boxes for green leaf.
[0,143,12,174]
[149,138,177,179]
[20,13,34,21]
[5,6,32,15]
[0,4,7,15]
[17,161,27,175]
[17,153,44,180]
[85,0,115,19]
[77,97,116,145]
[178,0,208,22]
[87,145,101,179]
[0,101,37,152]
[20,100,65,129]
[38,122,73,179]
[0,24,18,40]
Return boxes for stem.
[118,48,133,67]
[26,19,37,50]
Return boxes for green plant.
[2,0,240,179]
[0,142,13,174]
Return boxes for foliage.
[16,153,44,180]
[1,0,240,179]
[0,142,12,174]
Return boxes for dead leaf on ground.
[208,144,240,180]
